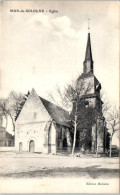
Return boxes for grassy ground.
[0,151,119,179]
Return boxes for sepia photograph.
[0,1,119,193]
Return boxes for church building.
[15,89,72,154]
[15,31,108,154]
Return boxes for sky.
[0,1,119,144]
[0,1,119,105]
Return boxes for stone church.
[15,89,72,153]
[15,32,108,154]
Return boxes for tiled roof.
[40,97,71,127]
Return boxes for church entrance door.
[29,140,35,152]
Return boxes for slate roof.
[84,33,93,62]
[77,71,100,88]
[77,71,94,80]
[39,97,71,127]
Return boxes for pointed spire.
[84,32,93,62]
[83,29,94,74]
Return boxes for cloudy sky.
[0,1,119,107]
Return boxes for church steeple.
[83,32,94,74]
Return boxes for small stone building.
[15,89,72,154]
[0,110,14,147]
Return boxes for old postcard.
[0,0,119,193]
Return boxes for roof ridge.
[39,96,69,114]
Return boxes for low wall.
[0,147,15,151]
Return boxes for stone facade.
[15,89,72,154]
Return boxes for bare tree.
[100,92,119,157]
[47,85,71,110]
[100,91,111,116]
[48,76,95,155]
[0,98,8,129]
[0,91,30,133]
[106,107,119,157]
[7,90,30,132]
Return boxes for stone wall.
[15,122,48,153]
[97,117,105,153]
[91,124,97,152]
[91,117,105,153]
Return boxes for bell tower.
[77,25,103,113]
[76,23,107,154]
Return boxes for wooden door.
[29,140,35,152]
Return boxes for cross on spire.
[88,18,90,33]
[83,21,94,74]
